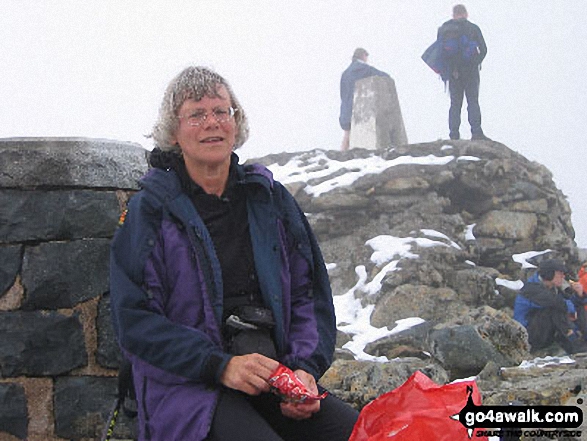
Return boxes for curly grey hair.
[150,66,249,152]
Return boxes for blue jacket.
[339,60,389,130]
[109,158,336,440]
[513,273,575,328]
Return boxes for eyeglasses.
[178,107,237,127]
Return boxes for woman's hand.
[280,369,321,420]
[220,353,279,396]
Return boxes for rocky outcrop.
[254,140,585,439]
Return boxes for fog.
[1,0,586,246]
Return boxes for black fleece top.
[149,148,263,316]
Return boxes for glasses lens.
[214,109,228,123]
[186,111,206,126]
[214,107,235,123]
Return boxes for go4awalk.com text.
[462,406,582,428]
[475,429,582,438]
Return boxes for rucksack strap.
[117,357,138,418]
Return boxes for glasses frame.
[178,106,237,127]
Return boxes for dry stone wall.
[0,138,147,441]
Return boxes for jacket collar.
[140,152,274,203]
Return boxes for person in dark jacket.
[109,66,358,441]
[513,259,587,354]
[437,4,489,141]
[339,48,389,151]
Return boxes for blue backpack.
[441,25,480,66]
[422,23,479,83]
[422,39,449,82]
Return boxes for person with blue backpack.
[513,259,587,354]
[437,4,489,141]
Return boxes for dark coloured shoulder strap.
[100,358,137,441]
[118,357,137,417]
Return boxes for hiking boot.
[471,133,492,141]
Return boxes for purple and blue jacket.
[109,158,336,440]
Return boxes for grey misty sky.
[1,1,586,246]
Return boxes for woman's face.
[172,85,236,168]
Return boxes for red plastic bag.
[349,371,488,441]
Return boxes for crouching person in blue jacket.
[514,259,587,354]
[109,66,359,441]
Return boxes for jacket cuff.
[202,353,232,384]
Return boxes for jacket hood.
[148,147,182,170]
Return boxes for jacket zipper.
[142,376,151,440]
[185,224,224,339]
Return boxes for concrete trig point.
[349,76,408,150]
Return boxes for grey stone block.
[0,383,28,440]
[22,239,110,309]
[0,189,120,243]
[0,245,21,296]
[0,311,86,376]
[96,293,122,369]
[54,376,137,440]
[0,137,147,189]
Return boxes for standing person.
[513,259,587,354]
[109,66,358,441]
[437,4,489,141]
[339,48,389,151]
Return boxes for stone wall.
[0,138,147,441]
[349,75,408,150]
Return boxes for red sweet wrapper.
[268,364,328,403]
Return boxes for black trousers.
[207,388,359,441]
[448,67,482,138]
[526,308,572,352]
